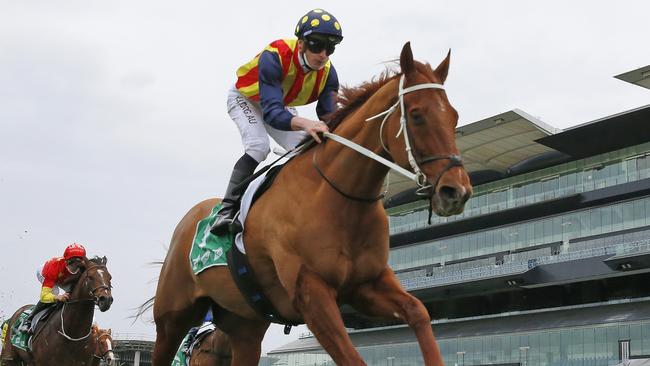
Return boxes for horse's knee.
[401,297,431,327]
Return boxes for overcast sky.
[1,0,648,355]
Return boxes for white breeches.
[227,85,307,163]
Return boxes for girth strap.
[226,244,301,331]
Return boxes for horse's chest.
[312,250,385,289]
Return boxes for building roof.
[615,65,650,90]
[537,104,650,159]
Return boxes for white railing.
[112,332,155,342]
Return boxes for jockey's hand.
[56,293,70,302]
[291,117,329,143]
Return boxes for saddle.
[10,304,58,351]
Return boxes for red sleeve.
[41,257,64,288]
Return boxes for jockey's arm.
[40,286,58,303]
[1,321,8,345]
[258,51,297,131]
[316,66,339,121]
[40,269,69,303]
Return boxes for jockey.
[19,243,87,333]
[1,319,8,346]
[210,8,343,235]
[181,309,214,353]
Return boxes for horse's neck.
[61,284,95,332]
[61,301,94,330]
[316,79,400,198]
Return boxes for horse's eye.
[410,110,425,125]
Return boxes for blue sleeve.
[316,66,339,120]
[258,51,294,131]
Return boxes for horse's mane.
[88,256,104,265]
[326,67,400,131]
[326,61,438,132]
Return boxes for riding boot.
[210,153,259,236]
[19,301,51,333]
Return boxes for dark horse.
[187,328,231,366]
[0,257,113,366]
[150,43,472,365]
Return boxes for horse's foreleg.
[152,300,210,366]
[214,311,267,366]
[294,266,366,366]
[349,268,444,366]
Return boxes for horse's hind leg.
[152,298,211,366]
[349,268,444,366]
[294,266,366,365]
[213,310,268,366]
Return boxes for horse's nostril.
[439,185,459,201]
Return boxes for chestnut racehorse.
[90,325,115,366]
[0,257,113,366]
[150,42,472,365]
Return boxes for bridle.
[313,74,464,202]
[58,264,112,341]
[93,331,114,363]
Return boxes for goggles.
[66,257,82,266]
[305,37,337,56]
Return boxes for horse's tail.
[131,260,164,323]
[132,296,155,323]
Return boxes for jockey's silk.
[1,320,7,345]
[236,39,331,107]
[40,257,74,303]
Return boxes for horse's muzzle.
[105,352,115,365]
[97,295,114,312]
[432,183,472,216]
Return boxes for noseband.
[85,265,112,304]
[368,74,464,196]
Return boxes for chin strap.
[298,51,316,72]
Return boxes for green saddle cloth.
[190,203,235,275]
[9,306,33,351]
[171,333,191,366]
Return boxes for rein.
[57,301,94,341]
[315,74,464,203]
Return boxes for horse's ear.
[400,41,415,75]
[101,256,107,265]
[434,49,451,83]
[108,329,112,334]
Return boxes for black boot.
[210,153,259,236]
[19,301,51,333]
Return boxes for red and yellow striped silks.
[235,39,331,107]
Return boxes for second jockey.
[210,8,343,235]
[19,243,87,333]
